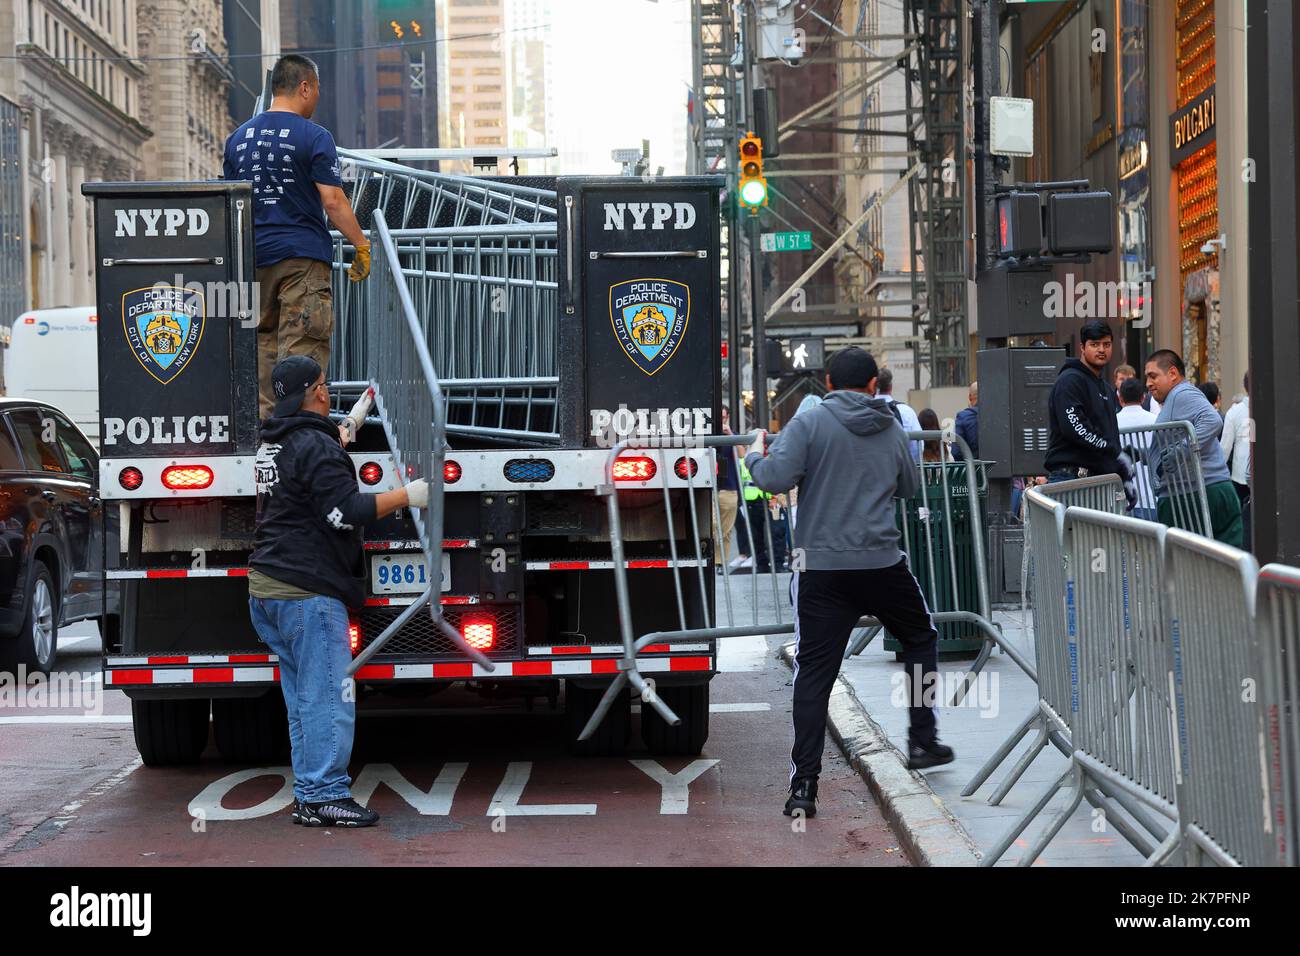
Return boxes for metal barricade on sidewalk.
[1119,421,1212,537]
[1165,529,1274,866]
[1256,564,1300,867]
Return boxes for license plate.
[371,554,450,594]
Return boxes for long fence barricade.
[1119,420,1212,537]
[1165,529,1276,865]
[576,429,1021,741]
[1256,565,1300,866]
[345,210,493,675]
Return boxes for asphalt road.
[0,589,907,867]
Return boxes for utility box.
[977,346,1065,478]
[976,264,1054,339]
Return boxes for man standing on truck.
[248,356,428,827]
[744,347,953,819]
[223,54,373,419]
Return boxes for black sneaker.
[291,800,308,825]
[783,777,818,818]
[907,738,955,770]
[298,797,380,828]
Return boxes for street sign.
[760,231,812,253]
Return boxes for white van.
[3,307,99,445]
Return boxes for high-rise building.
[505,0,548,172]
[226,0,282,122]
[0,0,150,315]
[439,0,508,170]
[280,0,438,150]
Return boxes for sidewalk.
[720,571,1148,865]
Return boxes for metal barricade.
[1256,564,1300,867]
[1120,421,1212,537]
[346,210,492,674]
[1165,529,1274,866]
[985,508,1181,866]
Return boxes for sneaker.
[907,737,955,771]
[291,800,308,825]
[783,777,818,818]
[728,555,752,570]
[298,797,380,828]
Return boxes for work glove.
[748,430,766,459]
[404,478,429,509]
[347,242,372,282]
[339,387,375,445]
[1117,452,1139,512]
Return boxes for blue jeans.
[248,594,355,803]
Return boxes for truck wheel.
[640,682,710,756]
[565,681,631,757]
[2,562,59,678]
[213,694,290,764]
[132,698,211,766]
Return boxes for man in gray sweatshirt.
[1145,348,1242,546]
[745,347,953,819]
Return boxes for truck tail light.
[612,456,656,481]
[443,460,462,484]
[359,461,383,485]
[118,467,144,491]
[348,619,361,654]
[462,615,496,651]
[161,465,214,490]
[674,457,699,479]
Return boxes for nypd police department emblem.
[122,285,205,385]
[609,278,690,377]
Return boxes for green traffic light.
[739,179,768,207]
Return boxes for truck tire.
[640,682,710,756]
[213,694,290,764]
[565,681,631,757]
[1,561,59,678]
[132,698,211,766]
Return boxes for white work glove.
[404,478,429,510]
[339,387,375,445]
[748,430,766,459]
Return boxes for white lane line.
[0,715,131,724]
[49,756,144,832]
[717,633,771,672]
[709,702,771,713]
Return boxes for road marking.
[50,756,143,832]
[717,633,771,672]
[628,758,719,814]
[351,762,467,815]
[709,702,771,713]
[0,715,129,724]
[487,762,597,816]
[189,768,295,821]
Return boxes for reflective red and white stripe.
[103,654,712,686]
[524,558,705,571]
[364,594,479,607]
[525,643,711,656]
[106,568,249,579]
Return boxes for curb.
[779,642,981,867]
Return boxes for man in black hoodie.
[1044,320,1129,484]
[746,347,954,820]
[248,356,428,828]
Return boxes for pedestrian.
[223,54,373,420]
[1198,381,1223,427]
[1044,320,1134,498]
[918,408,943,463]
[1116,375,1159,520]
[1113,364,1137,403]
[716,406,740,566]
[877,367,922,461]
[1220,370,1252,549]
[248,356,429,828]
[953,381,978,459]
[744,347,952,819]
[1144,349,1243,547]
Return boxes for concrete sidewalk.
[719,571,1152,865]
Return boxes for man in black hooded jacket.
[1044,320,1128,483]
[248,356,428,828]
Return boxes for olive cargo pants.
[256,257,334,418]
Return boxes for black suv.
[0,399,116,675]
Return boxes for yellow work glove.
[347,243,372,282]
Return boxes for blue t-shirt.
[222,111,343,268]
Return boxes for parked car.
[0,398,116,676]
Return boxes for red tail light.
[613,456,656,481]
[462,615,496,651]
[348,620,361,654]
[161,465,214,490]
[674,457,699,479]
[118,467,144,491]
[359,461,383,485]
[443,460,462,484]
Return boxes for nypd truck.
[84,174,723,765]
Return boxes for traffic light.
[1046,191,1114,254]
[996,191,1042,258]
[738,133,768,211]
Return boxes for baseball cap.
[271,355,323,417]
[826,347,879,390]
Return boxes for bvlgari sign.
[1169,84,1215,165]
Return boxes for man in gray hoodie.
[746,347,953,819]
